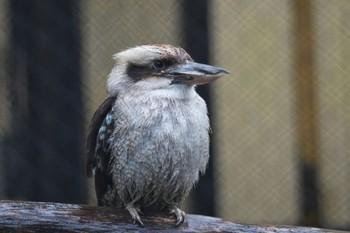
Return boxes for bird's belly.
[109,96,210,207]
[112,126,207,207]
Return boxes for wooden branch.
[0,200,343,232]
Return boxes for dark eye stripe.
[125,59,179,82]
[126,63,151,82]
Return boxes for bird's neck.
[120,84,198,101]
[152,85,197,100]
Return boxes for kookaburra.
[87,44,228,225]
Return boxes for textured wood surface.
[0,200,345,232]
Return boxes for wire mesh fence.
[0,0,349,230]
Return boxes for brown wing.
[86,96,116,177]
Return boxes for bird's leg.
[168,206,186,225]
[126,203,144,226]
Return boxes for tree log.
[0,200,345,232]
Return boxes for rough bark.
[0,200,345,233]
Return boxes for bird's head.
[107,44,229,97]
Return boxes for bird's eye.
[152,60,165,71]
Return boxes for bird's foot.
[126,204,144,226]
[168,206,186,225]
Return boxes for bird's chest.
[110,94,209,191]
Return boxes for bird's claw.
[169,207,186,225]
[126,204,144,226]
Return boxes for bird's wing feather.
[87,96,117,205]
[86,96,116,177]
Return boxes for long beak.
[168,61,230,85]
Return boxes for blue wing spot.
[106,114,113,125]
[99,126,106,133]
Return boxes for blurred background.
[0,0,349,231]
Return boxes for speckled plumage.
[105,89,209,208]
[87,44,228,225]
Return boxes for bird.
[86,44,229,226]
